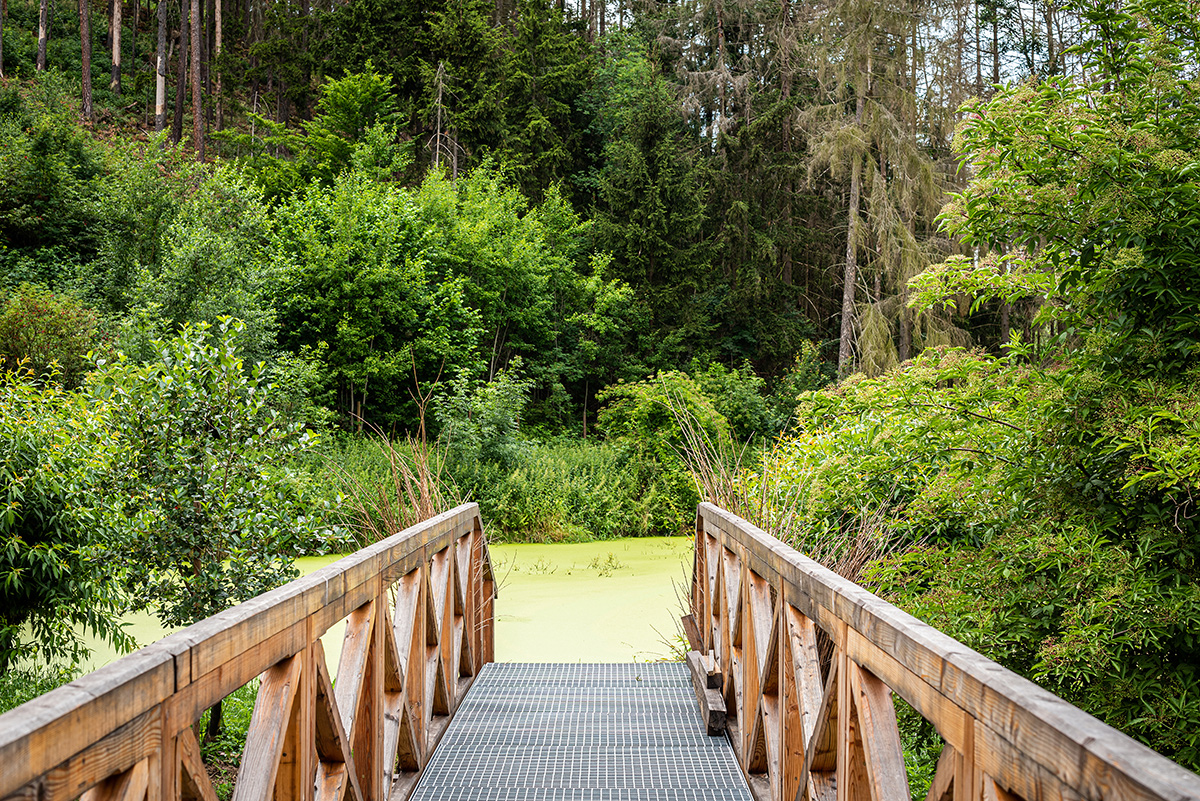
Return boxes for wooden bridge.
[3,502,1200,801]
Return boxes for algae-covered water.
[80,535,693,671]
[490,536,692,662]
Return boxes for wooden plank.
[681,614,704,652]
[80,757,149,801]
[843,628,969,753]
[954,714,979,801]
[145,747,160,801]
[686,651,721,690]
[780,621,805,801]
[177,728,219,801]
[926,746,956,801]
[386,772,420,801]
[805,654,839,774]
[165,620,307,737]
[0,649,173,799]
[231,654,302,801]
[313,646,349,764]
[351,590,384,801]
[836,649,871,801]
[334,600,375,739]
[687,651,728,735]
[981,775,1022,801]
[2,705,162,801]
[439,552,462,709]
[759,691,781,800]
[394,700,420,774]
[848,661,911,801]
[380,689,404,794]
[785,604,824,751]
[272,661,303,801]
[454,535,471,617]
[430,652,451,717]
[743,599,779,777]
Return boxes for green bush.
[0,369,132,672]
[691,360,773,441]
[740,348,1200,770]
[93,319,337,629]
[0,284,104,388]
[597,371,729,535]
[454,438,657,542]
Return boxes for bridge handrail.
[687,502,1200,801]
[0,502,495,801]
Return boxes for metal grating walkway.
[409,662,755,801]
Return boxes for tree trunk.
[1044,1,1055,74]
[715,0,726,119]
[37,0,50,70]
[129,0,137,77]
[81,0,93,118]
[190,0,203,157]
[991,7,999,93]
[155,0,167,130]
[110,0,121,94]
[838,89,866,376]
[213,0,221,129]
[171,0,187,143]
[780,0,793,289]
[204,699,223,742]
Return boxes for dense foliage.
[0,369,131,671]
[1,0,1199,774]
[93,320,328,629]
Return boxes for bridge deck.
[409,662,753,801]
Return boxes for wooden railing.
[684,503,1200,801]
[0,503,495,801]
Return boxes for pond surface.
[80,535,693,671]
[490,536,692,662]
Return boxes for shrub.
[691,360,773,441]
[729,348,1200,770]
[92,319,334,629]
[597,371,729,535]
[0,369,132,672]
[0,284,104,388]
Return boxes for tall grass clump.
[332,430,461,546]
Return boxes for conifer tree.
[803,0,943,374]
[503,0,590,202]
[418,0,505,169]
[592,37,708,359]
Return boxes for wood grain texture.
[80,757,149,801]
[849,662,910,801]
[177,728,218,801]
[1,504,495,801]
[687,651,728,735]
[231,654,302,801]
[693,503,1200,801]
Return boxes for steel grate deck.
[408,663,755,801]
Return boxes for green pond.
[80,536,693,672]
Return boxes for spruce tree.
[503,0,590,202]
